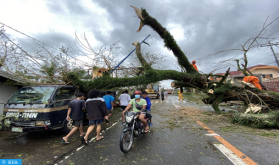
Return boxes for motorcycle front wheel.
[120,130,134,153]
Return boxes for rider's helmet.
[134,91,142,94]
[192,60,196,63]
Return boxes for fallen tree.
[230,111,279,129]
[65,6,279,114]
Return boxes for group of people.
[61,89,153,145]
[156,91,169,103]
[61,89,111,145]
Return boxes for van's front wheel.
[61,119,74,133]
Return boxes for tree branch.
[137,8,198,74]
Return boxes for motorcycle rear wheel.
[120,130,134,153]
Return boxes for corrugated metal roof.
[216,65,279,75]
[0,70,32,84]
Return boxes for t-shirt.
[68,99,85,120]
[118,93,131,106]
[103,95,115,110]
[141,96,151,111]
[164,91,168,95]
[129,98,147,113]
[86,98,108,120]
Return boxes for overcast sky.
[1,0,279,88]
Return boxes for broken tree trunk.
[66,6,279,113]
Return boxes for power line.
[0,22,92,67]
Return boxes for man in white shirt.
[118,90,131,111]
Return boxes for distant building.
[0,70,30,115]
[214,65,279,82]
[212,65,279,92]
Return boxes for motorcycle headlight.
[36,120,45,126]
[126,116,133,123]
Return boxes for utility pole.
[260,41,279,67]
[269,41,279,67]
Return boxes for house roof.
[216,65,279,76]
[0,70,32,84]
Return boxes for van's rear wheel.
[61,119,74,133]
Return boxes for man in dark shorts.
[83,89,108,145]
[161,91,164,103]
[62,93,85,144]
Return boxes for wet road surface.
[55,96,234,165]
[1,95,279,165]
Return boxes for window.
[54,87,77,107]
[270,74,273,78]
[262,75,266,78]
[8,87,55,104]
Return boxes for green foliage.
[230,111,279,128]
[40,62,59,83]
[67,68,203,92]
[141,9,198,74]
[93,66,99,70]
[71,68,87,79]
[0,115,10,131]
[260,132,279,137]
[214,82,232,94]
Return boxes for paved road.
[1,95,278,165]
[55,96,235,165]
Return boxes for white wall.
[251,69,279,78]
[0,84,19,115]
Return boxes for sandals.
[105,119,110,125]
[61,138,70,144]
[81,138,88,145]
[144,128,150,133]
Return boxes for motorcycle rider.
[122,91,149,133]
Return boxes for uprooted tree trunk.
[66,6,279,114]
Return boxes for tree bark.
[66,7,279,113]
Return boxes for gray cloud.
[8,0,279,75]
[46,0,88,16]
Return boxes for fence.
[263,79,279,93]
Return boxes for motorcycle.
[119,109,151,153]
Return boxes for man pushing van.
[61,93,86,144]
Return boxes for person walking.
[118,90,131,111]
[164,90,168,99]
[61,93,85,144]
[157,91,160,100]
[161,91,164,103]
[82,89,108,145]
[103,91,115,123]
[178,89,184,101]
